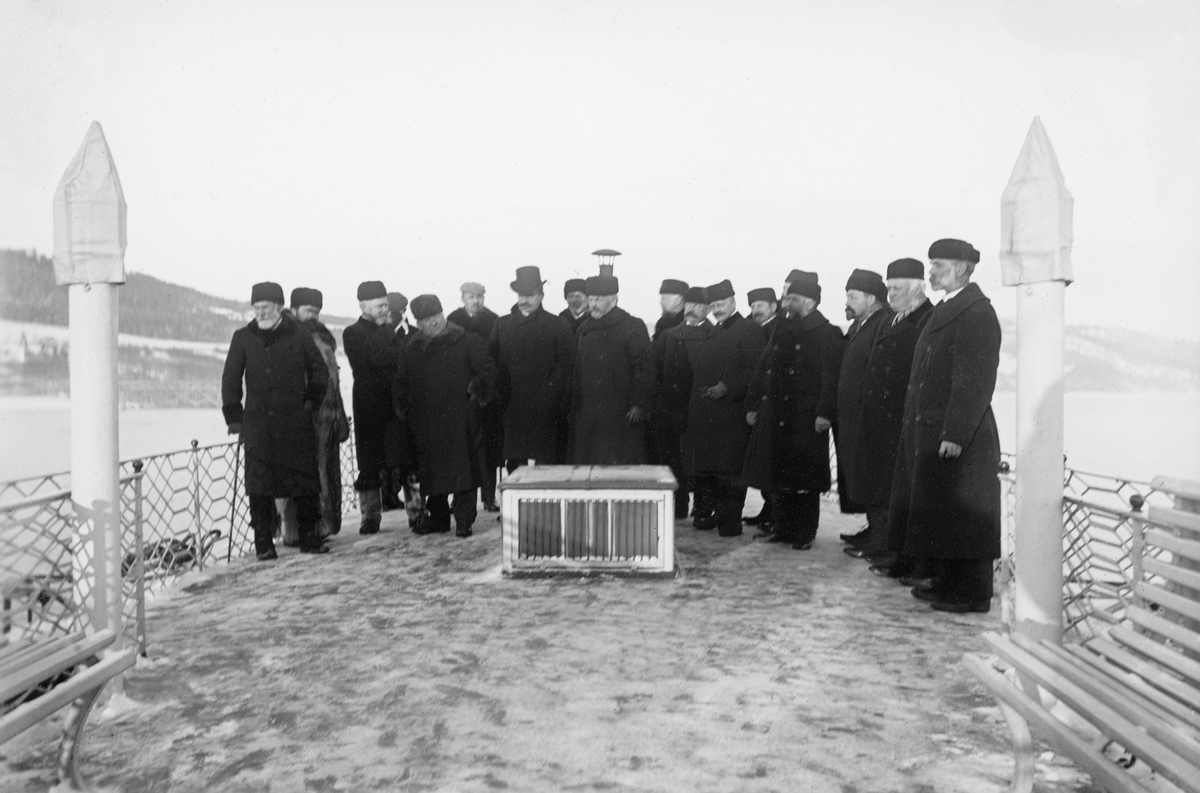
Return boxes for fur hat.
[357,281,387,301]
[683,286,709,304]
[746,287,777,305]
[410,294,443,321]
[251,282,285,305]
[845,269,887,303]
[563,278,587,297]
[585,275,619,296]
[289,287,322,309]
[928,239,979,264]
[705,279,735,301]
[659,279,688,296]
[886,258,925,279]
[786,271,821,303]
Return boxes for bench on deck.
[964,478,1200,793]
[1,629,136,790]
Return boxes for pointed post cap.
[1000,117,1073,286]
[52,121,127,285]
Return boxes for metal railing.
[1,471,146,654]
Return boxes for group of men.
[221,237,1001,614]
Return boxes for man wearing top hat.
[833,269,892,559]
[653,279,689,341]
[888,239,1002,613]
[681,280,764,536]
[342,280,398,535]
[852,259,935,580]
[395,294,496,537]
[652,285,713,520]
[222,282,330,559]
[449,282,503,512]
[489,266,576,470]
[743,272,845,550]
[741,286,780,529]
[570,274,654,465]
[559,278,590,335]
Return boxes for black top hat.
[511,266,546,294]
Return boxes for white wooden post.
[1001,117,1074,644]
[53,122,127,663]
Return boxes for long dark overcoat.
[394,323,495,497]
[570,307,654,465]
[742,309,845,493]
[559,308,588,335]
[652,321,712,430]
[490,305,575,463]
[222,314,327,497]
[834,309,890,504]
[681,313,763,475]
[887,283,1002,559]
[342,317,398,474]
[448,306,502,470]
[849,299,933,507]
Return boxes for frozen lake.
[1,391,1198,485]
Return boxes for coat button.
[783,395,790,401]
[778,421,784,426]
[794,344,800,350]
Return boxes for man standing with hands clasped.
[888,239,1002,613]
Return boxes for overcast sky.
[2,0,1197,337]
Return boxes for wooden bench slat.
[1081,637,1200,730]
[1129,593,1200,651]
[0,631,117,703]
[1014,635,1200,756]
[0,648,135,744]
[0,632,88,680]
[1112,623,1200,693]
[1144,557,1200,596]
[963,653,1157,793]
[1147,505,1200,535]
[983,633,1200,791]
[1143,528,1200,565]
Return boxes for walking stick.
[227,438,241,562]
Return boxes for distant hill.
[0,249,355,341]
[2,248,1198,392]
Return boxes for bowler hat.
[410,294,443,321]
[786,271,821,303]
[357,281,387,301]
[683,286,708,304]
[845,269,887,303]
[659,279,688,296]
[886,258,924,279]
[706,280,735,301]
[511,266,546,294]
[585,275,619,296]
[928,238,980,264]
[289,287,322,309]
[747,287,777,305]
[563,278,587,297]
[251,282,285,305]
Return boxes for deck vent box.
[499,465,676,577]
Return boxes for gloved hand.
[227,423,242,436]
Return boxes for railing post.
[133,461,148,657]
[1001,117,1074,644]
[190,439,202,571]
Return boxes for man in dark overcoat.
[835,269,891,558]
[852,260,934,578]
[652,285,712,520]
[887,239,1002,613]
[222,282,330,559]
[653,279,688,341]
[559,278,590,335]
[742,286,779,529]
[342,280,397,535]
[570,275,654,465]
[681,280,764,536]
[489,266,575,470]
[743,273,845,550]
[448,281,503,512]
[395,294,496,537]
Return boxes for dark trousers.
[697,474,747,536]
[932,558,994,603]
[354,468,382,493]
[426,489,478,532]
[748,491,773,522]
[772,490,821,545]
[250,493,320,553]
[860,506,890,555]
[692,476,716,520]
